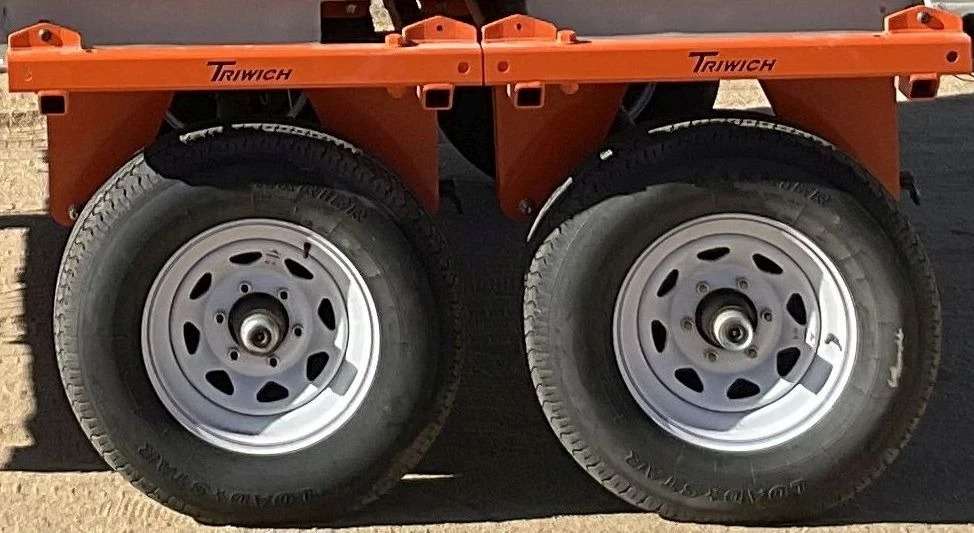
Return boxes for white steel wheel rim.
[614,214,857,452]
[142,219,379,455]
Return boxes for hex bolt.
[705,350,719,362]
[681,317,694,331]
[215,312,226,324]
[279,289,289,301]
[37,28,53,42]
[269,357,279,368]
[917,11,932,24]
[762,309,773,322]
[746,348,758,359]
[737,278,750,290]
[293,325,303,337]
[240,282,251,294]
[696,282,710,294]
[228,349,239,361]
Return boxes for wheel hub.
[696,289,757,353]
[230,293,289,356]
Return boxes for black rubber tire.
[524,118,941,523]
[54,123,461,526]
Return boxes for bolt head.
[215,312,226,324]
[681,317,694,331]
[37,28,53,42]
[762,310,773,322]
[917,11,932,24]
[746,348,758,359]
[705,351,718,362]
[737,278,749,290]
[228,349,239,361]
[240,282,251,293]
[696,282,710,294]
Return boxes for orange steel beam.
[481,7,971,86]
[5,17,482,92]
[6,7,969,94]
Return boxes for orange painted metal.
[481,8,971,86]
[493,83,626,219]
[762,77,902,196]
[46,92,172,225]
[5,6,972,223]
[306,88,441,211]
[5,18,482,93]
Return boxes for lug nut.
[228,349,239,361]
[762,309,773,322]
[681,317,694,331]
[737,278,750,290]
[269,357,279,368]
[696,282,710,294]
[215,312,226,324]
[746,348,758,359]
[293,325,303,337]
[705,350,718,362]
[279,290,289,301]
[240,282,251,294]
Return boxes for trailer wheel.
[525,119,940,522]
[54,124,460,525]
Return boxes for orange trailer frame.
[5,6,972,223]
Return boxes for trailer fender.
[761,77,901,196]
[307,88,441,212]
[46,92,172,225]
[493,83,627,219]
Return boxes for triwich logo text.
[689,51,777,74]
[207,61,294,83]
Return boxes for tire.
[525,118,941,523]
[54,123,461,525]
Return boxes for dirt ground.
[1,74,973,532]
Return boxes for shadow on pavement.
[3,91,974,525]
[0,214,105,471]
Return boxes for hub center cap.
[239,312,282,354]
[711,308,754,352]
